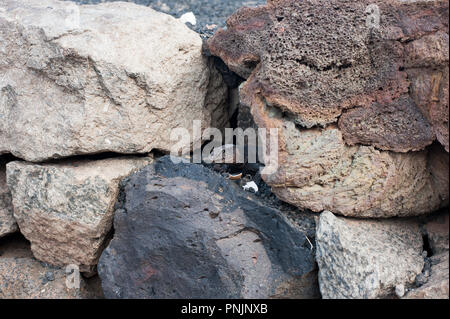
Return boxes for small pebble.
[179,12,197,25]
[243,181,258,193]
[395,284,405,298]
[45,271,55,282]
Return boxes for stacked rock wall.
[0,0,229,162]
[207,0,449,218]
[207,0,449,298]
[0,0,448,300]
[0,0,230,297]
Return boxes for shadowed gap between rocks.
[0,232,105,298]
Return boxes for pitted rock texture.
[339,97,435,153]
[0,0,228,162]
[256,116,447,218]
[98,157,319,299]
[207,0,449,152]
[6,157,152,273]
[207,0,449,217]
[316,211,425,299]
[0,157,16,237]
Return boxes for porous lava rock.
[207,0,449,217]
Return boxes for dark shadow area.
[0,232,32,258]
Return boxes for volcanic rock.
[98,156,319,299]
[338,97,435,153]
[408,66,449,152]
[207,0,449,217]
[208,0,448,150]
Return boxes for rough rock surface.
[404,253,449,299]
[0,234,103,299]
[423,210,449,255]
[207,0,449,217]
[6,157,152,273]
[230,85,448,218]
[208,0,448,151]
[98,157,319,299]
[407,35,449,152]
[316,211,425,299]
[0,0,228,162]
[0,157,16,237]
[339,97,435,153]
[264,123,447,217]
[66,0,267,38]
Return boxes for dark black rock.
[237,102,258,133]
[98,156,318,299]
[210,56,245,89]
[45,271,55,282]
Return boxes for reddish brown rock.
[404,31,449,69]
[405,28,448,152]
[233,75,448,217]
[267,124,447,217]
[207,0,449,216]
[208,0,449,152]
[339,97,435,152]
[98,157,319,299]
[409,67,449,152]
